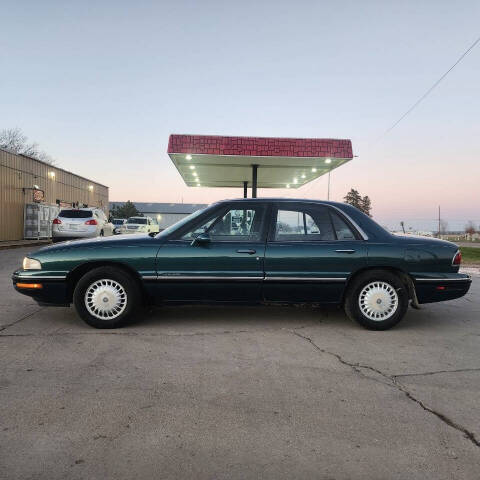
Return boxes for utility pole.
[327,171,331,200]
[438,205,441,237]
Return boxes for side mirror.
[191,232,210,246]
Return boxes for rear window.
[59,210,92,219]
[127,218,147,224]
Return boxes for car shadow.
[128,303,351,331]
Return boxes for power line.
[381,34,480,138]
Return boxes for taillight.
[85,219,98,225]
[53,218,61,224]
[452,250,462,266]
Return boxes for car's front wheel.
[344,270,409,330]
[73,267,141,328]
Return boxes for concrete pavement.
[1,247,479,479]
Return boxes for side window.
[181,216,218,240]
[274,207,335,241]
[331,211,357,240]
[181,206,266,242]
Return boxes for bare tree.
[0,127,56,165]
[465,221,477,236]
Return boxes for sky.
[1,0,479,231]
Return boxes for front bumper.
[12,271,70,306]
[413,273,472,304]
[123,229,147,234]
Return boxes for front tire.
[73,267,141,328]
[344,270,409,330]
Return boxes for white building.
[109,202,207,230]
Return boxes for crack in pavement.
[393,368,480,378]
[0,307,45,332]
[0,323,317,339]
[291,329,480,448]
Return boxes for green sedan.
[13,198,471,330]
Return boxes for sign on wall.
[33,189,44,203]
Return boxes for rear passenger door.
[263,203,367,303]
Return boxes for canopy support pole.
[243,181,248,198]
[251,165,258,198]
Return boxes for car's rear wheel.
[73,266,141,328]
[344,270,409,330]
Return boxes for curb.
[0,241,52,251]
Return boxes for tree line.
[110,201,143,219]
[343,188,372,217]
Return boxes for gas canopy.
[168,134,354,194]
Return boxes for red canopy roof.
[168,134,353,159]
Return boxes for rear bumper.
[413,273,472,304]
[53,226,97,239]
[12,272,70,306]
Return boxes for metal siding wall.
[0,150,109,241]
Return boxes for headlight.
[23,257,42,270]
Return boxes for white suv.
[52,208,114,243]
[124,216,160,235]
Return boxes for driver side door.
[154,203,269,302]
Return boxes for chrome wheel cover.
[85,279,127,320]
[358,281,398,321]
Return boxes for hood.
[33,234,158,255]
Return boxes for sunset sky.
[1,1,479,230]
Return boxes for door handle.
[237,249,256,255]
[335,249,356,254]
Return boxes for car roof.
[214,198,346,208]
[60,207,97,211]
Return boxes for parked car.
[112,218,127,235]
[13,198,471,330]
[124,216,160,235]
[52,208,114,242]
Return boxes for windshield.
[156,206,211,238]
[59,210,92,219]
[127,218,147,224]
[112,219,124,225]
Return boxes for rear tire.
[344,270,409,330]
[73,266,142,328]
